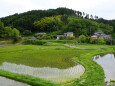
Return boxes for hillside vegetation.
[0,7,114,37]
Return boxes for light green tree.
[12,28,20,38]
[97,38,106,45]
[79,35,87,43]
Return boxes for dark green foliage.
[1,7,76,32]
[0,21,4,29]
[0,21,5,37]
[23,40,47,45]
[105,39,112,45]
[62,16,99,36]
[1,8,113,38]
[99,23,113,34]
[96,18,115,36]
[0,7,114,40]
[12,36,22,43]
[22,30,32,36]
[112,39,115,45]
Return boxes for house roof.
[64,32,73,35]
[94,32,103,34]
[67,32,73,34]
[91,35,98,37]
[37,32,46,35]
[91,32,111,39]
[57,35,64,37]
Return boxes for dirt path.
[64,44,88,49]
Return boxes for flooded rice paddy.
[0,62,85,83]
[93,53,115,84]
[0,76,30,86]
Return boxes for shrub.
[67,36,75,40]
[34,34,38,37]
[97,38,106,45]
[12,36,22,43]
[23,40,47,45]
[22,30,32,36]
[79,35,87,43]
[90,39,97,44]
[105,39,112,45]
[112,39,115,45]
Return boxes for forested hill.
[0,7,115,37]
[0,8,76,32]
[96,18,115,34]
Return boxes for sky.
[0,0,115,20]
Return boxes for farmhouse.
[64,32,74,37]
[91,32,111,40]
[91,35,98,40]
[56,32,74,40]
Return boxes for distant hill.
[0,7,115,37]
[0,7,76,32]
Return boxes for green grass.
[72,43,112,49]
[0,41,115,86]
[0,43,91,69]
[66,46,115,86]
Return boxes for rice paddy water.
[0,62,85,83]
[0,76,30,86]
[93,53,115,85]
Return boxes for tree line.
[0,7,114,38]
[0,7,101,33]
[0,7,76,33]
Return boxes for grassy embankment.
[0,40,115,86]
[65,45,115,86]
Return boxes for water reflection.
[0,76,30,86]
[93,53,115,84]
[0,62,85,83]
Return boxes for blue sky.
[0,0,115,19]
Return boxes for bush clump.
[23,40,47,45]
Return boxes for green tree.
[34,15,62,32]
[22,30,32,36]
[0,21,5,38]
[97,38,106,45]
[4,27,13,38]
[12,28,21,43]
[1,7,76,32]
[79,35,87,43]
[12,28,20,38]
